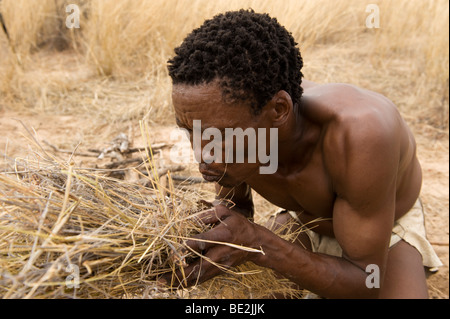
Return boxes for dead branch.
[43,140,99,157]
[103,157,145,169]
[88,143,171,156]
[156,165,185,177]
[170,175,210,184]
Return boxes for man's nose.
[201,147,216,164]
[192,139,220,164]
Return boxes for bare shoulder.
[302,82,421,217]
[304,83,407,190]
[303,82,403,137]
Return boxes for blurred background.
[0,0,448,126]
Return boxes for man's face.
[172,82,271,187]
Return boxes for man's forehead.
[172,81,256,128]
[172,82,230,123]
[172,82,223,103]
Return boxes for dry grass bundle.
[0,128,305,299]
[0,157,207,298]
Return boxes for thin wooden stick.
[43,140,99,158]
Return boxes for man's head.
[168,10,303,186]
[168,9,304,114]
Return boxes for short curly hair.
[167,9,304,114]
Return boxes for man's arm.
[252,113,400,298]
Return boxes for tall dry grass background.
[0,0,449,298]
[0,0,448,128]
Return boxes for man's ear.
[268,90,293,127]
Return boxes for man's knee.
[379,240,429,299]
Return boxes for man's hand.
[161,205,262,288]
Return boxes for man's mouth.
[201,174,222,182]
[199,169,223,182]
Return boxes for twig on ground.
[171,175,209,184]
[104,157,145,169]
[43,140,99,158]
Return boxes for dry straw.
[0,123,305,299]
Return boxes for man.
[164,9,442,298]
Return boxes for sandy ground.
[0,109,448,298]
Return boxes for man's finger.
[191,208,222,225]
[163,246,233,288]
[159,257,207,288]
[185,225,231,253]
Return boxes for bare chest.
[249,159,335,219]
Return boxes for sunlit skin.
[164,79,428,298]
